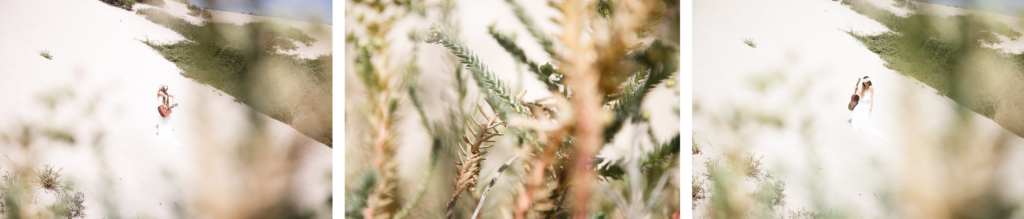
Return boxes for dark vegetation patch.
[843,0,1023,119]
[186,3,212,19]
[136,8,332,147]
[138,0,164,7]
[99,0,135,10]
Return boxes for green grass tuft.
[39,50,52,60]
[743,152,764,178]
[692,132,702,155]
[692,175,705,205]
[743,37,756,48]
[753,171,785,207]
[37,165,62,192]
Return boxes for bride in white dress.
[852,76,884,138]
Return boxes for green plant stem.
[393,139,441,219]
[503,0,556,58]
[487,26,560,92]
[425,23,530,121]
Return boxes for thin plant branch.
[425,23,531,121]
[471,155,519,219]
[487,25,559,92]
[503,0,556,57]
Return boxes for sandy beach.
[0,0,331,218]
[695,0,1024,217]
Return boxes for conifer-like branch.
[597,133,680,179]
[445,103,505,219]
[504,0,556,57]
[487,25,561,92]
[604,40,678,143]
[425,23,529,121]
[345,171,378,218]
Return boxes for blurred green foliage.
[844,0,1022,119]
[137,8,333,146]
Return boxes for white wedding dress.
[156,96,181,146]
[852,88,884,138]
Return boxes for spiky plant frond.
[425,23,530,121]
[345,171,378,219]
[445,104,504,219]
[503,0,556,57]
[487,25,560,92]
[597,133,680,179]
[604,40,678,143]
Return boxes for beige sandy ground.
[695,0,1024,217]
[0,0,331,218]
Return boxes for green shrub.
[51,189,85,218]
[892,0,916,9]
[754,171,785,207]
[137,0,164,7]
[100,0,135,9]
[743,37,756,48]
[186,4,212,19]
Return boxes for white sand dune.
[0,0,330,218]
[695,0,1024,217]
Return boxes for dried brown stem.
[559,0,602,218]
[558,0,656,218]
[446,103,504,219]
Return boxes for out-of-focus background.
[0,0,332,218]
[694,0,1024,218]
[345,0,681,218]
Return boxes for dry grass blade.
[471,155,519,219]
[37,164,62,192]
[446,103,504,219]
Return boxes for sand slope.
[0,0,330,218]
[694,0,1024,217]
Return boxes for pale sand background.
[0,0,331,218]
[695,0,1024,217]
